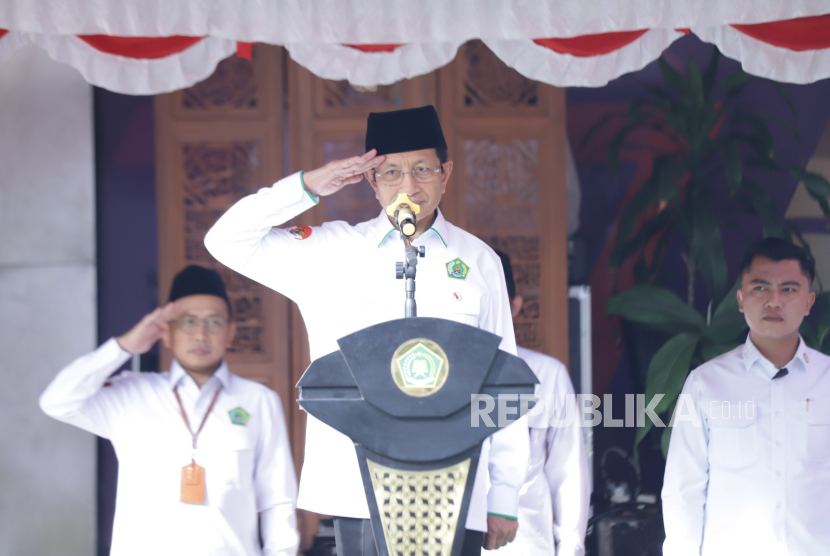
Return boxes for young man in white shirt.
[488,250,590,556]
[662,237,830,555]
[40,265,299,556]
[205,105,529,554]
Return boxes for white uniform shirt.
[662,335,830,555]
[488,347,590,556]
[39,338,300,556]
[204,171,530,531]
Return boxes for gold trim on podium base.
[366,457,471,556]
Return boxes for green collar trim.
[377,226,448,248]
[377,228,396,248]
[429,227,447,248]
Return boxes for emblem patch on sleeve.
[446,258,470,280]
[228,407,250,426]
[286,225,312,240]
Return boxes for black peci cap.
[365,105,447,156]
[168,265,231,315]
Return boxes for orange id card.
[181,462,205,504]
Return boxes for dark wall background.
[93,88,157,555]
[90,34,830,547]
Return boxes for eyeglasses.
[374,165,442,185]
[175,316,228,335]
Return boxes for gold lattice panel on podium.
[367,458,471,556]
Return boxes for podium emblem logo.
[446,258,470,280]
[391,339,450,397]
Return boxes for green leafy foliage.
[582,49,808,308]
[586,49,830,458]
[609,285,747,449]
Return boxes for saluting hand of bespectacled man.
[117,302,180,355]
[302,149,385,198]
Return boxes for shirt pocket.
[444,288,482,327]
[205,432,256,486]
[802,401,830,463]
[708,413,758,470]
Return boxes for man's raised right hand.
[116,302,178,355]
[302,149,385,197]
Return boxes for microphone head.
[385,193,420,237]
[385,193,421,218]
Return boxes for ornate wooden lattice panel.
[462,137,543,348]
[316,80,404,117]
[180,141,267,355]
[440,41,568,360]
[457,40,543,115]
[174,56,262,119]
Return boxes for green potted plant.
[583,48,830,455]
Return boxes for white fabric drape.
[484,29,685,88]
[284,42,463,87]
[21,34,236,95]
[2,0,830,40]
[693,25,830,84]
[2,1,830,94]
[0,31,27,66]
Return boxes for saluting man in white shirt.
[488,250,590,556]
[205,105,529,555]
[40,265,300,556]
[662,238,830,555]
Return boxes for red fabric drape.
[732,14,830,52]
[236,41,253,60]
[344,44,404,53]
[533,30,648,57]
[0,29,7,40]
[77,35,203,59]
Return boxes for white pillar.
[0,44,96,556]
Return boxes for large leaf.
[700,341,741,362]
[701,48,721,100]
[740,179,785,237]
[690,202,729,305]
[734,111,776,157]
[657,159,687,202]
[720,70,753,105]
[607,285,707,334]
[609,164,666,269]
[704,282,748,343]
[790,166,830,222]
[580,112,617,150]
[791,166,830,198]
[719,142,742,192]
[658,57,688,95]
[770,81,797,119]
[635,332,700,446]
[607,121,646,174]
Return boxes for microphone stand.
[396,231,424,318]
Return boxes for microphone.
[385,194,421,237]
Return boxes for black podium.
[298,316,538,556]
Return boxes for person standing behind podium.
[662,238,830,555]
[40,265,299,556]
[490,250,590,556]
[205,105,529,554]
